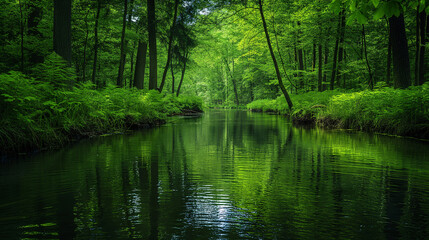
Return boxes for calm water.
[1,110,429,239]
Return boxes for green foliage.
[0,72,203,153]
[247,86,429,138]
[322,85,429,136]
[247,91,341,119]
[31,53,76,88]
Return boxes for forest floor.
[247,84,429,139]
[0,72,203,155]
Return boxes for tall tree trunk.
[148,0,157,90]
[53,0,71,63]
[159,0,179,92]
[258,0,293,109]
[386,26,392,85]
[176,52,188,97]
[18,0,24,71]
[129,42,136,88]
[92,0,101,87]
[297,22,304,89]
[134,41,148,89]
[312,43,316,71]
[82,9,90,82]
[28,0,44,64]
[416,10,427,85]
[330,13,341,90]
[389,14,411,89]
[171,57,175,94]
[116,0,128,87]
[337,10,346,87]
[323,43,329,88]
[362,25,373,89]
[318,44,323,92]
[415,8,420,85]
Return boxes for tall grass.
[247,85,429,138]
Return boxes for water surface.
[1,110,429,239]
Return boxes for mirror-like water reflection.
[1,110,429,239]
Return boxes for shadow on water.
[1,109,429,239]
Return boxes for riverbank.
[247,85,429,139]
[0,71,203,154]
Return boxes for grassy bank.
[0,71,203,154]
[247,85,429,139]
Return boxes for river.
[1,110,429,239]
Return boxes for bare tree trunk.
[82,9,90,82]
[323,43,329,89]
[92,0,101,87]
[134,41,148,89]
[116,0,128,87]
[416,9,426,85]
[318,44,323,92]
[312,43,316,71]
[330,13,341,90]
[386,24,392,85]
[337,10,345,87]
[53,0,72,63]
[148,0,157,90]
[129,41,136,88]
[362,25,373,89]
[171,57,175,94]
[258,0,293,109]
[159,0,179,92]
[176,52,188,97]
[389,14,411,89]
[18,0,24,71]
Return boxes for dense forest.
[1,0,429,153]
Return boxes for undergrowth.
[0,71,203,153]
[247,86,429,138]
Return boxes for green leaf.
[372,0,380,7]
[373,3,386,20]
[356,11,368,24]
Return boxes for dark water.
[1,110,429,239]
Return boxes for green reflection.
[0,110,429,239]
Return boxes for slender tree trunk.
[386,26,392,85]
[92,0,101,87]
[362,25,373,89]
[82,9,90,82]
[134,41,148,89]
[337,10,346,87]
[273,22,297,91]
[323,43,329,88]
[312,43,316,71]
[116,0,128,87]
[176,52,188,97]
[129,42,136,88]
[258,0,293,109]
[330,13,341,90]
[297,22,304,89]
[53,0,72,63]
[318,44,323,92]
[416,10,427,85]
[171,57,175,94]
[415,8,420,85]
[148,0,157,90]
[159,0,179,92]
[389,14,411,89]
[18,0,24,71]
